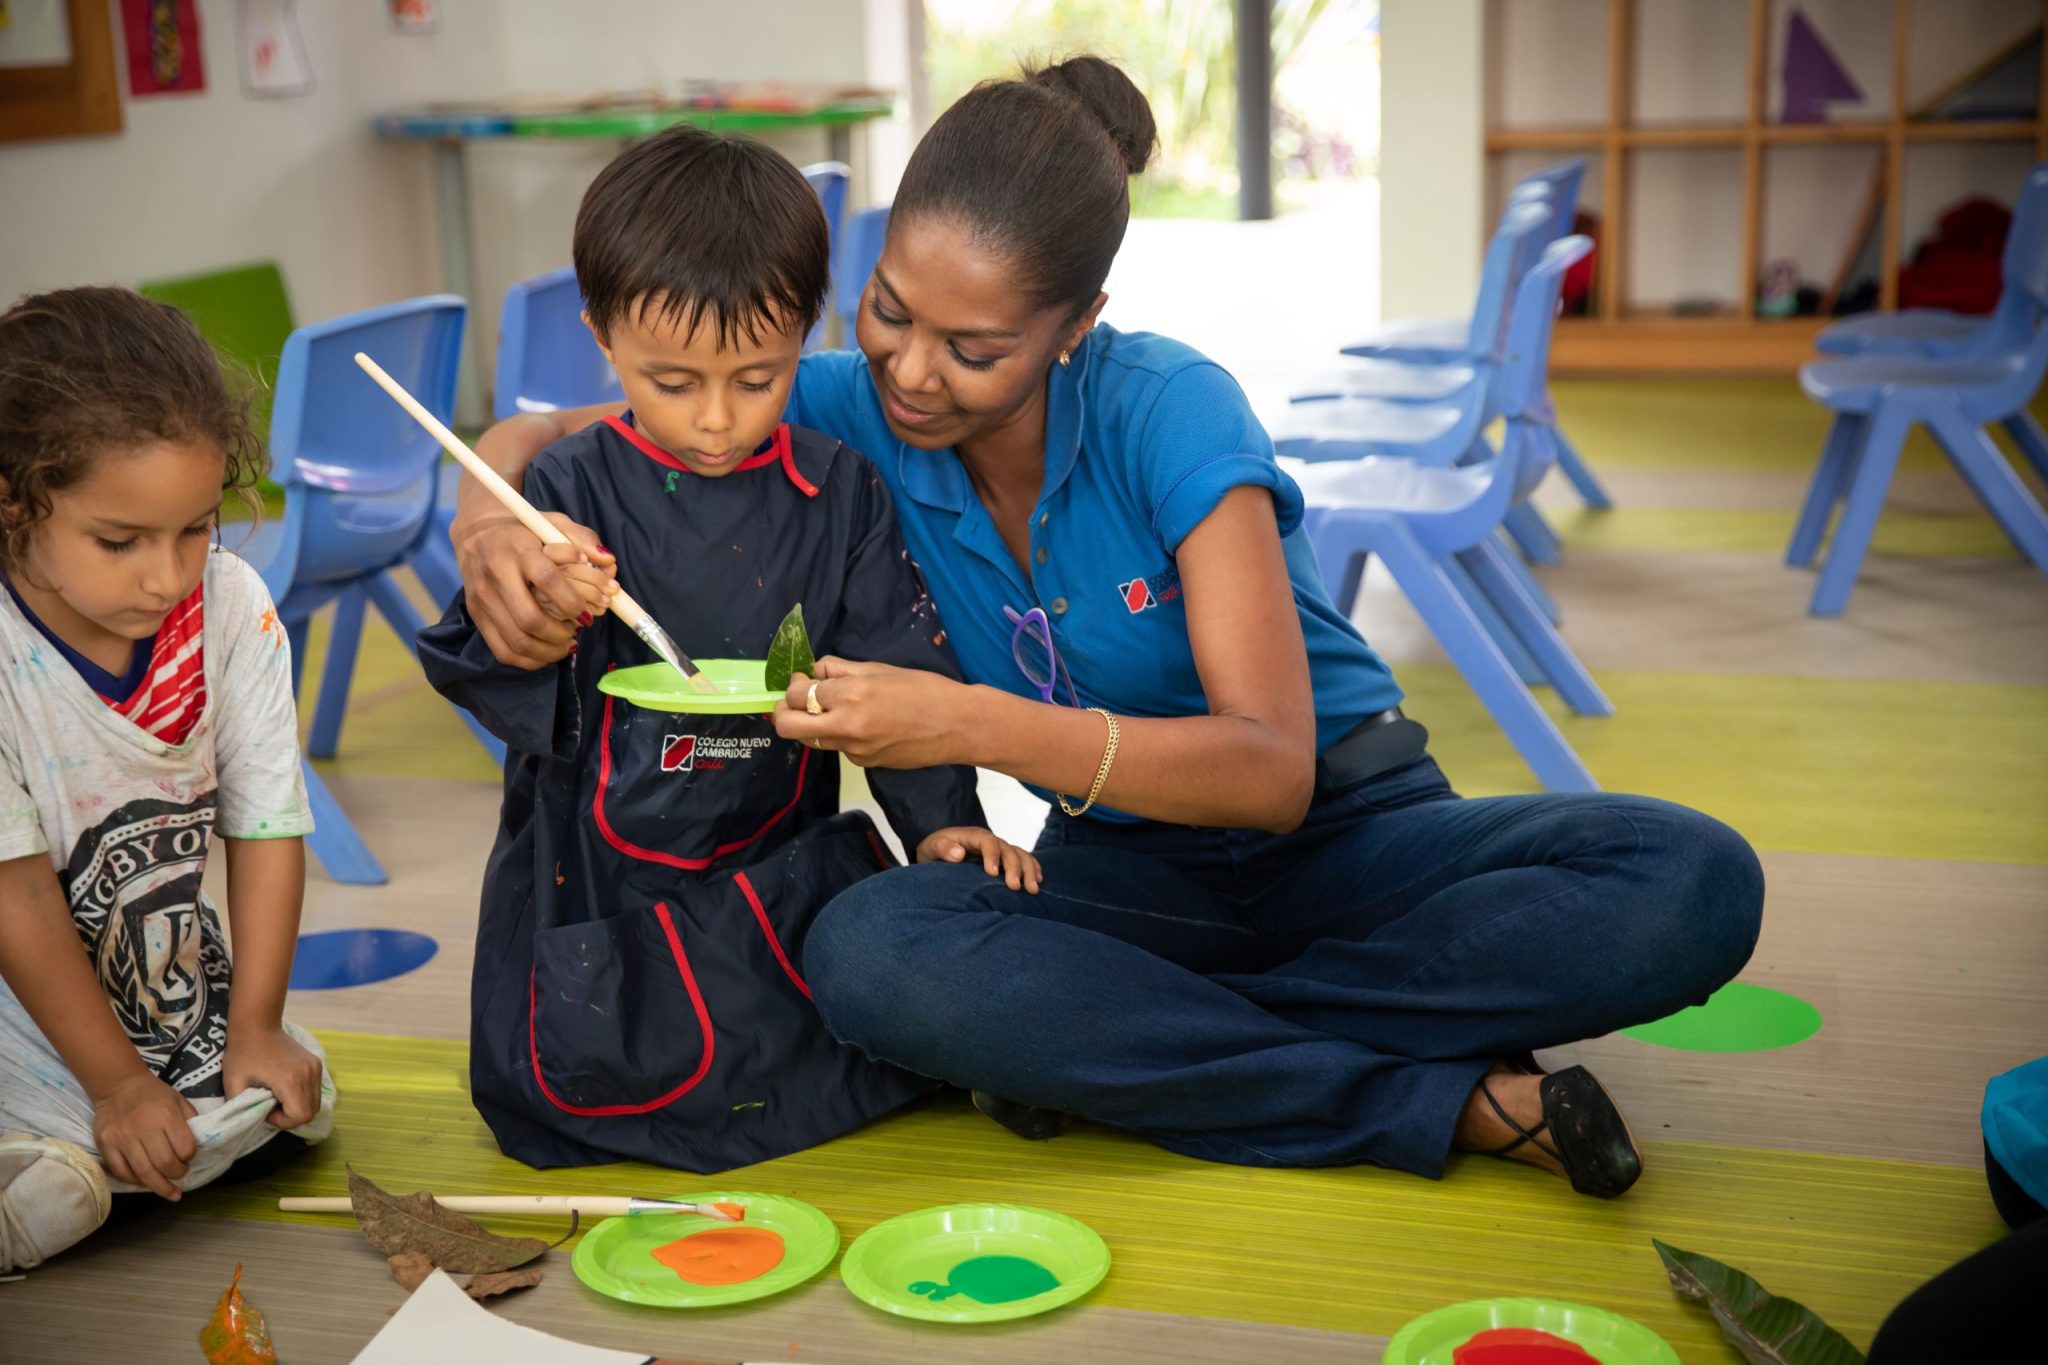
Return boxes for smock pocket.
[528,902,714,1116]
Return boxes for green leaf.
[764,604,815,693]
[1654,1240,1867,1365]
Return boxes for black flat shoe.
[970,1090,1073,1142]
[1476,1064,1643,1198]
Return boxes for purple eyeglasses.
[1002,605,1078,707]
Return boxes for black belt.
[1315,707,1429,793]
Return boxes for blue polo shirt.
[789,324,1402,814]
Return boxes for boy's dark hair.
[894,55,1157,316]
[574,124,830,349]
[0,287,263,568]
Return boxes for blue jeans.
[803,757,1764,1178]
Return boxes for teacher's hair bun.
[1028,56,1158,177]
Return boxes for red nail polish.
[597,544,613,556]
[577,612,593,627]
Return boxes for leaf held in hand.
[347,1165,553,1274]
[1653,1239,1867,1365]
[764,604,815,693]
[199,1263,277,1365]
[464,1266,545,1299]
[387,1251,435,1292]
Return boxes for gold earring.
[1058,350,1071,367]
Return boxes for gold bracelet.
[1057,708,1120,818]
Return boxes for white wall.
[0,0,881,411]
[1378,0,1486,321]
[0,0,501,327]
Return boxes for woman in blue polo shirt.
[453,57,1764,1199]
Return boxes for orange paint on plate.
[1453,1327,1596,1364]
[651,1226,785,1285]
[712,1201,747,1222]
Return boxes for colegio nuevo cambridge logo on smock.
[663,733,775,773]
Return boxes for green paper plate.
[838,1202,1110,1324]
[570,1189,837,1308]
[598,659,783,715]
[1383,1297,1679,1365]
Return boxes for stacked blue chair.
[232,296,504,884]
[1291,237,1602,793]
[1275,201,1581,685]
[1328,159,1612,514]
[834,205,891,338]
[1790,163,2048,616]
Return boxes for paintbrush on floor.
[352,351,715,694]
[279,1194,746,1221]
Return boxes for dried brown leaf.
[463,1266,544,1299]
[386,1251,435,1292]
[346,1165,552,1274]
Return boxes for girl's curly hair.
[0,287,265,569]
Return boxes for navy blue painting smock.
[420,416,980,1171]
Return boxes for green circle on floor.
[1619,982,1822,1053]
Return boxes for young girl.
[0,288,333,1274]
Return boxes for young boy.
[420,125,1033,1172]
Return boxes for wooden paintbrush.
[279,1194,746,1221]
[352,351,715,693]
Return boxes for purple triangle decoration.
[1782,8,1864,123]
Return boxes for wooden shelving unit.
[1485,0,2048,375]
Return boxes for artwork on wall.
[120,0,203,97]
[390,0,440,34]
[237,0,311,98]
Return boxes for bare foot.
[1452,1063,1565,1179]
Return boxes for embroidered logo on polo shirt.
[662,733,775,774]
[1117,566,1183,613]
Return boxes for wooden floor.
[6,378,2046,1362]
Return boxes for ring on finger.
[804,682,825,716]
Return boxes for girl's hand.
[90,1072,198,1199]
[916,827,1043,893]
[772,658,977,770]
[223,1025,325,1130]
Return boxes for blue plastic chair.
[492,266,623,421]
[1334,159,1612,514]
[802,161,850,350]
[231,296,504,884]
[1790,164,2048,616]
[1292,238,1603,793]
[834,205,891,337]
[1810,161,2048,489]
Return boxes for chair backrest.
[265,295,466,590]
[1499,236,1594,423]
[834,205,892,328]
[138,262,295,437]
[1527,158,1586,247]
[493,267,624,420]
[2001,162,2048,312]
[801,162,851,351]
[1464,197,1555,358]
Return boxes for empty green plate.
[838,1202,1111,1324]
[598,659,783,715]
[569,1189,838,1309]
[1383,1297,1680,1365]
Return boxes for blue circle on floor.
[289,929,438,990]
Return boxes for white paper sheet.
[351,1270,652,1365]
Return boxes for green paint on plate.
[1620,982,1821,1053]
[909,1255,1060,1305]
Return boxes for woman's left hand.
[773,657,977,770]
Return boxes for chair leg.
[300,757,387,885]
[1930,409,2048,575]
[410,534,462,610]
[1490,527,1562,625]
[1999,411,2048,489]
[1503,502,1563,565]
[285,617,310,699]
[364,570,507,765]
[1374,526,1598,792]
[1788,413,1865,568]
[1811,408,1910,616]
[307,589,366,760]
[1551,423,1614,510]
[1446,551,1546,686]
[1465,538,1614,717]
